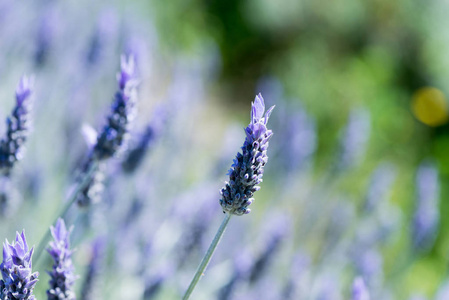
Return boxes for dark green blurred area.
[147,0,449,171]
[147,0,449,296]
[148,0,448,154]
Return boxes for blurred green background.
[145,0,449,296]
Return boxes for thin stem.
[182,213,232,300]
[34,160,99,263]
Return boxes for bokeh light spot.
[411,87,449,127]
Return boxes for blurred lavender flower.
[220,94,274,215]
[121,105,167,174]
[0,176,18,217]
[352,277,370,300]
[0,76,34,176]
[0,231,39,300]
[85,9,118,67]
[175,200,217,269]
[34,6,59,67]
[143,265,173,300]
[313,274,341,300]
[281,253,310,300]
[93,55,138,160]
[353,248,383,288]
[412,162,439,252]
[77,55,138,207]
[321,200,355,256]
[338,108,370,170]
[248,216,289,284]
[270,102,316,175]
[364,163,397,213]
[47,218,77,300]
[284,108,316,172]
[80,238,106,300]
[217,251,253,300]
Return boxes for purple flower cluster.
[0,76,34,176]
[47,218,77,300]
[0,231,38,300]
[220,94,274,215]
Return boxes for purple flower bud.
[0,230,39,300]
[0,76,34,175]
[352,277,370,300]
[220,94,274,215]
[412,162,439,252]
[47,218,77,300]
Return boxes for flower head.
[93,55,138,160]
[0,230,39,300]
[0,76,34,175]
[220,94,274,215]
[47,218,77,300]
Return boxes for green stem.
[182,213,232,300]
[34,160,99,263]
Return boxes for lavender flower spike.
[0,230,39,300]
[412,161,440,252]
[47,218,77,300]
[220,93,274,215]
[352,277,370,300]
[0,76,34,175]
[93,55,138,160]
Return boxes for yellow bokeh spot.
[411,87,449,127]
